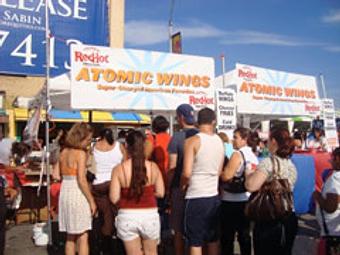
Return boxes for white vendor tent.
[215,63,322,127]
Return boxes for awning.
[14,108,151,124]
[291,116,313,122]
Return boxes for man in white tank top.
[182,108,224,255]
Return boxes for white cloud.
[125,20,311,47]
[125,20,224,46]
[220,30,304,46]
[180,21,225,38]
[125,19,339,54]
[322,9,340,23]
[125,20,168,46]
[323,45,340,52]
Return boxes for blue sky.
[125,0,340,108]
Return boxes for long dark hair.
[248,131,260,153]
[126,130,147,200]
[99,128,114,145]
[270,128,295,159]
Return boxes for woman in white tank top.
[91,128,126,253]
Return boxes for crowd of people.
[0,105,340,255]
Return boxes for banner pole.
[320,73,327,98]
[216,54,226,131]
[221,54,226,88]
[45,0,52,246]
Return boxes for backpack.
[245,156,294,222]
[222,150,247,193]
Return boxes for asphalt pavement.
[5,214,320,255]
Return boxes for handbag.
[320,207,340,255]
[245,156,294,222]
[222,150,247,193]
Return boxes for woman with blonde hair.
[110,130,164,255]
[58,123,96,255]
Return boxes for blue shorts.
[184,195,220,247]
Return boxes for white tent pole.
[320,73,327,98]
[45,0,52,246]
[169,113,173,136]
[221,54,226,88]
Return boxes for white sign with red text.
[70,44,215,110]
[216,88,236,139]
[235,63,320,116]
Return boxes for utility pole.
[168,0,175,135]
[168,0,175,53]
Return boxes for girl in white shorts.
[110,130,165,255]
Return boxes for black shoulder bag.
[222,150,247,193]
[320,207,340,255]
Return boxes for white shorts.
[115,209,160,241]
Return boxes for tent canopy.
[14,108,151,124]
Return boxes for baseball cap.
[176,104,195,125]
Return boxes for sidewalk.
[5,214,320,255]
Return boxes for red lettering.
[189,96,214,105]
[305,104,320,112]
[74,51,109,64]
[238,69,257,79]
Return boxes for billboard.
[71,45,215,111]
[235,63,320,116]
[0,0,108,76]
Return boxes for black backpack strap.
[239,150,247,177]
[184,128,198,139]
[320,208,330,236]
[320,181,330,236]
[239,150,246,168]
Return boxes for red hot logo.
[74,47,109,64]
[238,67,257,80]
[189,96,214,105]
[305,104,320,113]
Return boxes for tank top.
[118,162,157,209]
[185,133,224,199]
[119,185,157,209]
[61,166,77,176]
[60,150,78,176]
[93,143,123,185]
[221,146,259,202]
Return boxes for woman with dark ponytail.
[110,130,164,255]
[245,128,298,255]
[91,128,127,254]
